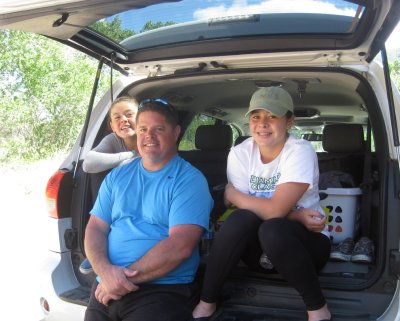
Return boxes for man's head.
[245,87,293,118]
[135,99,180,170]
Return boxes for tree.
[0,30,110,161]
[90,16,135,42]
[390,59,400,89]
[0,17,176,162]
[141,21,175,33]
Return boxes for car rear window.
[89,0,365,51]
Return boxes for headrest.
[234,135,250,146]
[322,124,364,153]
[195,125,233,150]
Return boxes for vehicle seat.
[180,125,233,224]
[234,135,251,146]
[318,124,365,186]
[180,124,233,188]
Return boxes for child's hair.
[107,96,138,121]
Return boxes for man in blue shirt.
[84,98,213,321]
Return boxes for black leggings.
[200,209,331,311]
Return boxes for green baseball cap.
[245,87,294,117]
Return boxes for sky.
[117,0,399,49]
[387,23,400,50]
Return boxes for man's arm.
[126,224,204,284]
[84,215,137,299]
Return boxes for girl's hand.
[289,208,325,232]
[224,183,235,207]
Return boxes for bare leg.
[192,300,216,319]
[307,304,331,321]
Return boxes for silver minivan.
[2,1,400,320]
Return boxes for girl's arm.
[83,150,135,173]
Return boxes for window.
[179,114,216,151]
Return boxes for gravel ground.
[0,155,65,321]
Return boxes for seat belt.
[360,121,372,237]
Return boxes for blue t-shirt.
[91,155,213,284]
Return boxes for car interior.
[72,66,393,319]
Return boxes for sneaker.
[330,237,355,262]
[351,237,374,263]
[259,252,274,270]
[79,258,94,274]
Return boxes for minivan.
[1,1,400,320]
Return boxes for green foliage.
[90,16,135,42]
[0,16,176,163]
[140,21,175,33]
[390,59,400,90]
[0,30,110,162]
[90,16,174,41]
[179,115,216,151]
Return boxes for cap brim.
[245,105,287,117]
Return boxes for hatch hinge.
[389,249,400,277]
[325,53,341,67]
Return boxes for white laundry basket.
[319,187,362,244]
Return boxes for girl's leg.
[201,209,262,302]
[193,209,261,318]
[258,218,331,312]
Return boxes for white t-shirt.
[227,135,324,216]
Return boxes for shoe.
[79,258,94,274]
[351,236,374,263]
[330,237,354,262]
[259,252,274,269]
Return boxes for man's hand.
[96,265,139,305]
[289,208,325,232]
[95,282,120,306]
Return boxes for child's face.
[109,102,137,139]
[249,109,293,152]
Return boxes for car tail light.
[40,297,50,314]
[45,170,66,219]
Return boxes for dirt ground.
[0,155,65,321]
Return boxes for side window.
[179,114,216,151]
[230,124,241,145]
[364,123,376,152]
[290,127,324,152]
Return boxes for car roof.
[1,0,399,74]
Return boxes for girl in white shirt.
[192,87,331,321]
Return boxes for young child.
[192,87,331,321]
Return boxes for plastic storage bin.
[319,187,362,244]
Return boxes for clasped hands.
[95,265,139,306]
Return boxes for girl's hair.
[286,110,294,118]
[108,96,138,121]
